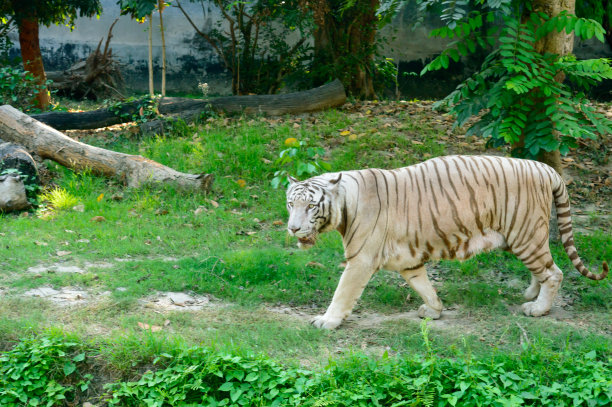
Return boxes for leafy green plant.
[40,187,80,210]
[105,95,161,124]
[0,335,91,406]
[576,0,612,47]
[271,137,331,188]
[374,56,400,97]
[420,0,612,159]
[106,346,314,406]
[0,66,52,113]
[3,331,610,407]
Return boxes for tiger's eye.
[308,204,315,209]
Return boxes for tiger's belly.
[382,229,507,272]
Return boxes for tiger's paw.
[418,304,442,320]
[521,301,550,317]
[312,314,343,330]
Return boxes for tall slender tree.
[158,0,166,96]
[118,0,166,96]
[1,0,102,110]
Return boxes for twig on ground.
[516,321,531,346]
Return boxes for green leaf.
[63,362,76,376]
[574,19,583,36]
[245,372,258,382]
[230,388,244,402]
[441,54,449,69]
[319,161,332,171]
[72,353,85,362]
[219,381,234,391]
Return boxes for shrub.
[106,347,313,406]
[0,66,51,113]
[0,335,91,406]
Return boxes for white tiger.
[285,155,608,329]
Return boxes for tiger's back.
[342,155,557,271]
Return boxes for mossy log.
[30,79,347,132]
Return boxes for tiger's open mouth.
[297,235,317,248]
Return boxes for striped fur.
[286,155,608,329]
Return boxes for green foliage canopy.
[117,0,158,21]
[0,0,101,28]
[420,0,612,159]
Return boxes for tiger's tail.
[553,176,608,281]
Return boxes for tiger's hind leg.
[513,243,563,317]
[400,266,443,319]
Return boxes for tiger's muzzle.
[287,224,318,249]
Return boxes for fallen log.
[141,79,348,134]
[31,98,148,130]
[208,78,346,115]
[0,105,213,190]
[30,79,347,131]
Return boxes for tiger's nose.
[289,227,300,234]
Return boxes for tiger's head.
[286,173,343,249]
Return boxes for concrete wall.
[8,0,230,94]
[7,0,612,98]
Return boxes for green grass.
[0,102,610,404]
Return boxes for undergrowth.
[1,323,610,406]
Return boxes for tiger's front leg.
[312,258,376,329]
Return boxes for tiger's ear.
[287,175,298,185]
[329,173,342,187]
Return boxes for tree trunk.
[0,105,213,191]
[148,14,154,97]
[312,0,378,99]
[17,17,50,111]
[30,79,347,131]
[159,0,166,96]
[515,0,575,175]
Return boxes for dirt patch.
[26,261,117,274]
[142,291,220,311]
[265,305,463,329]
[24,256,185,276]
[114,256,180,263]
[22,286,90,307]
[27,264,86,274]
[345,308,462,329]
[84,261,115,269]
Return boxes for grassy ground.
[0,100,610,404]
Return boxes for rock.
[0,174,28,212]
